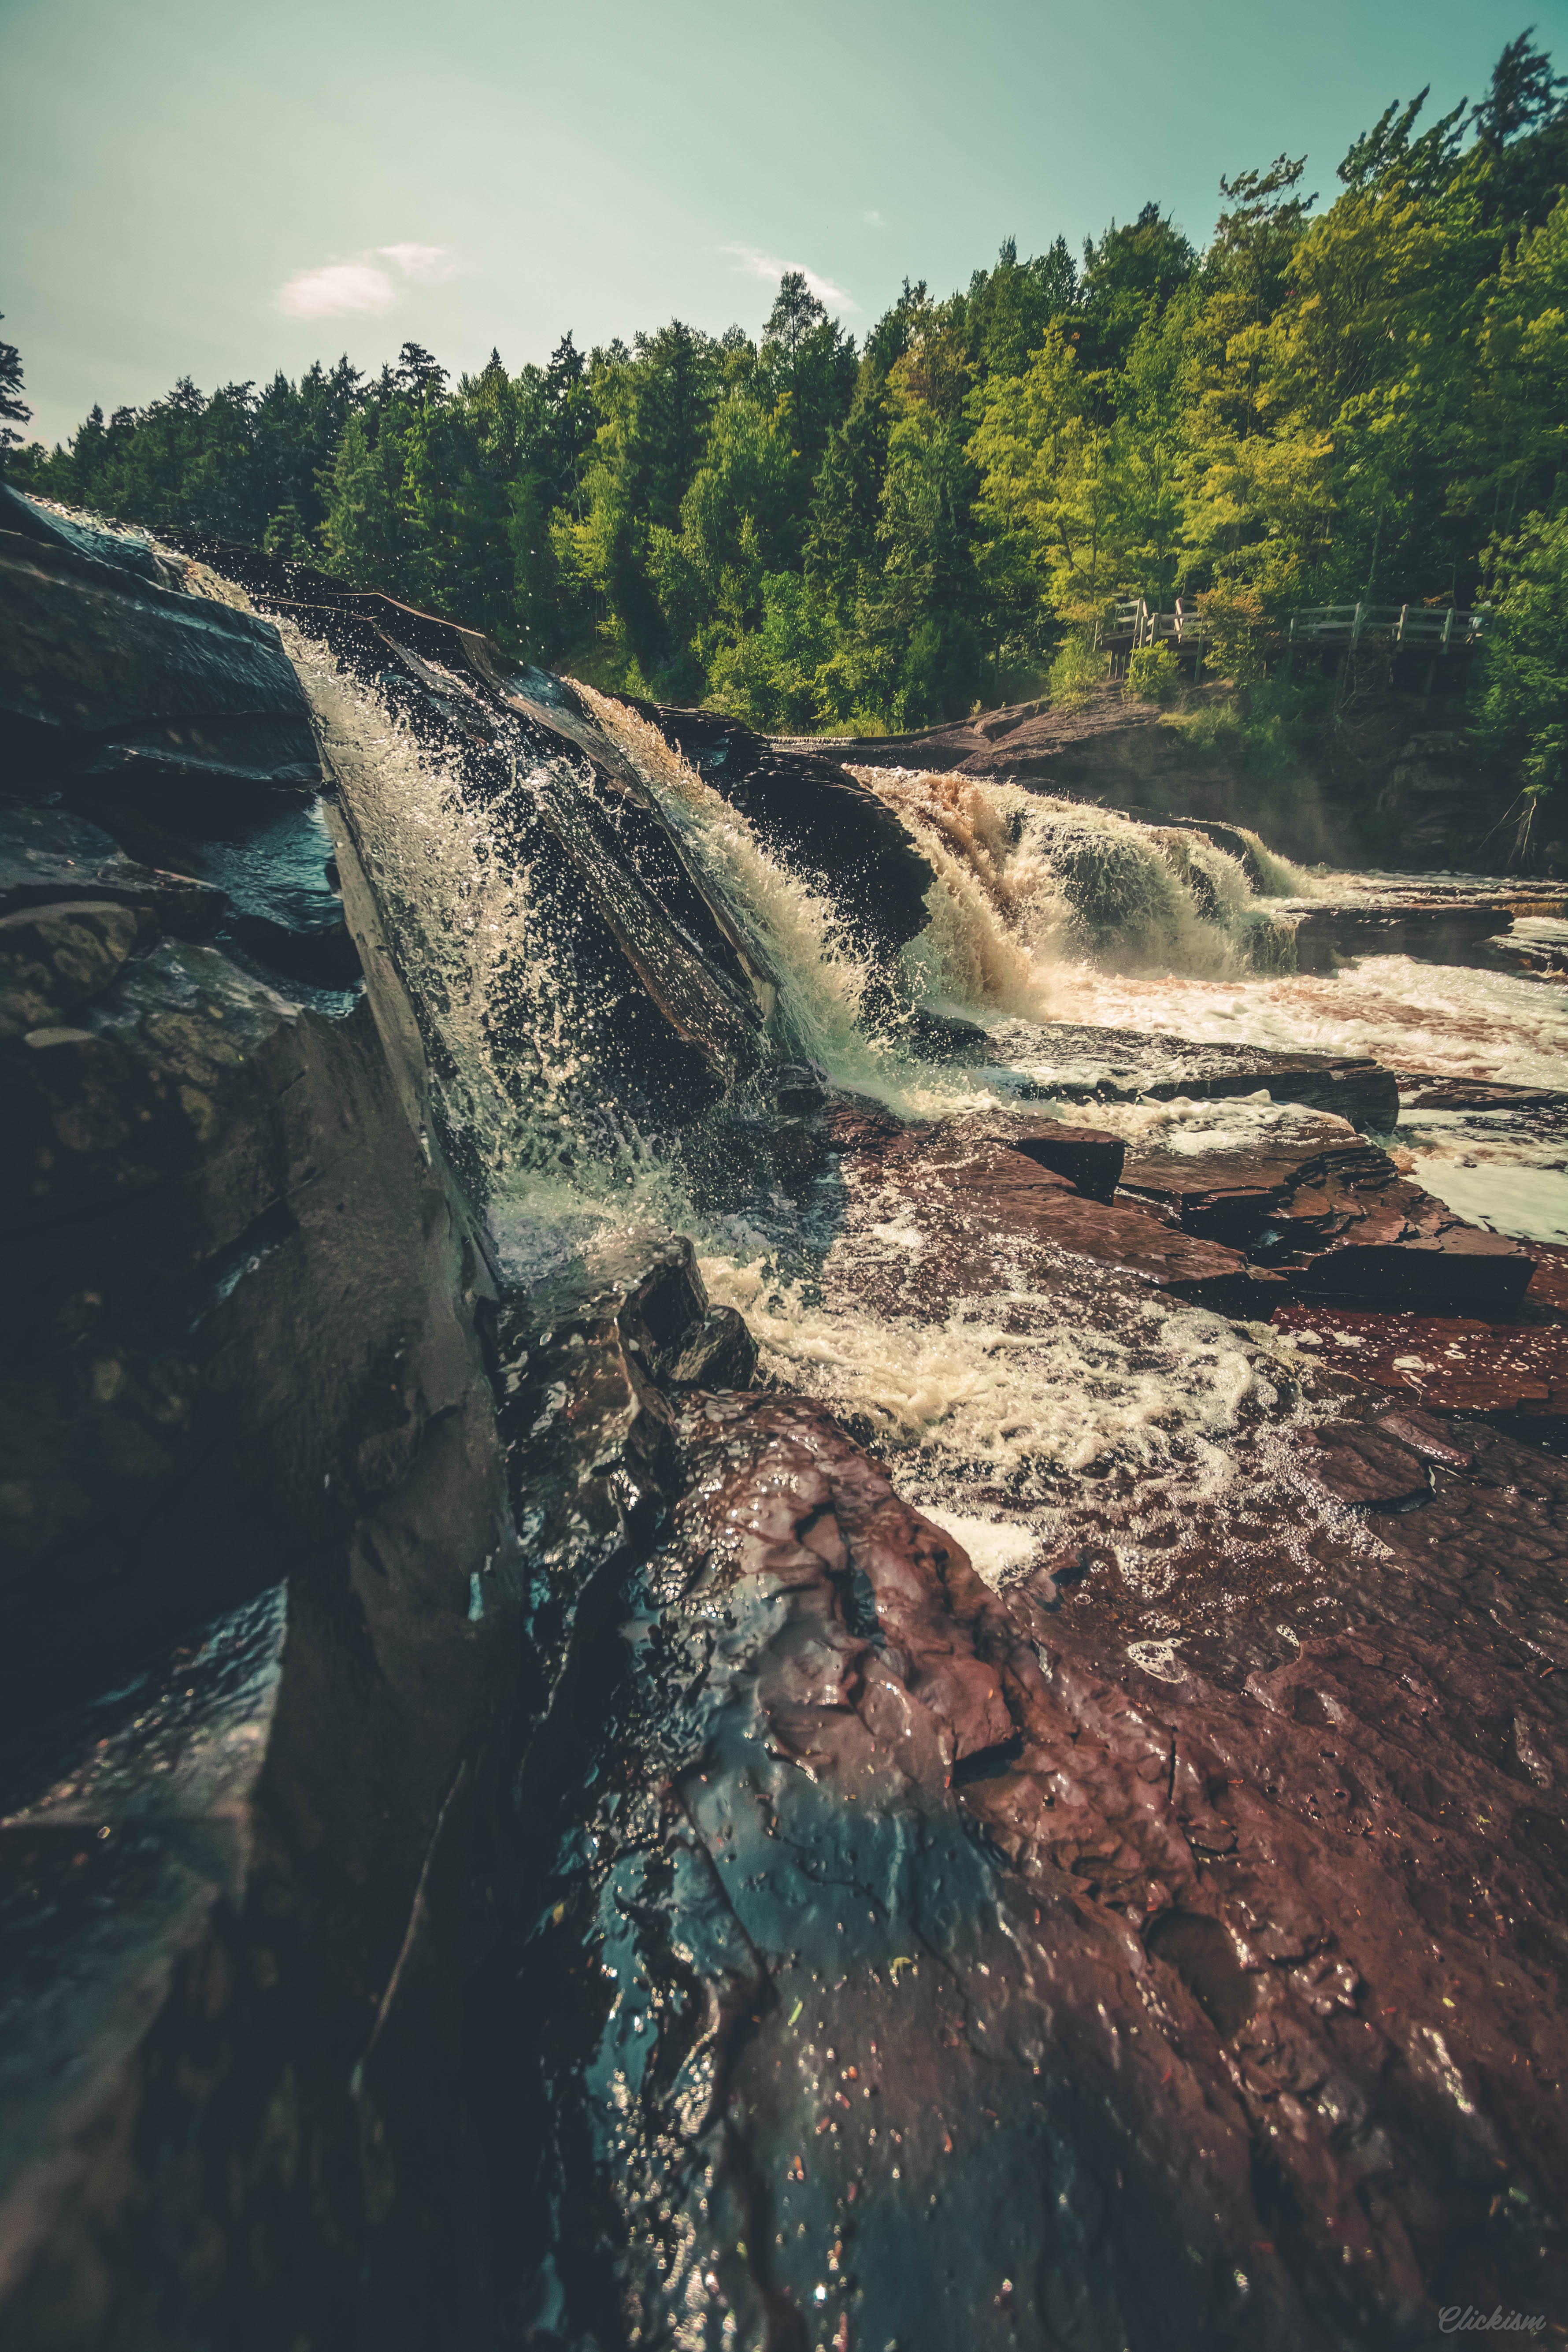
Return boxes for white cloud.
[721,244,857,314]
[277,261,397,319]
[378,243,452,281]
[275,243,452,319]
[863,209,885,228]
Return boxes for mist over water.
[286,636,1563,1582]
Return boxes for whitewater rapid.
[283,632,1565,1587]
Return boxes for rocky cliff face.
[3,492,1565,2348]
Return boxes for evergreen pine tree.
[0,316,32,456]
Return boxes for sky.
[4,0,1565,447]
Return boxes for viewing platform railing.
[1285,602,1488,650]
[1095,597,1490,664]
[1100,599,1208,652]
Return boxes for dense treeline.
[8,34,1567,805]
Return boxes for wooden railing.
[1286,602,1488,650]
[1097,597,1489,658]
[1103,599,1208,650]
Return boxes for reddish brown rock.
[507,1388,1568,2348]
[1008,1119,1126,1201]
[1114,1116,1539,1317]
[1119,1116,1380,1245]
[822,1110,1268,1313]
[1276,1160,1536,1313]
[1273,1303,1568,1417]
[1524,1242,1568,1323]
[1398,1075,1566,1112]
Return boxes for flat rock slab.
[516,1386,1568,2345]
[1398,1073,1568,1112]
[987,1021,1400,1130]
[1119,1110,1377,1242]
[1273,1304,1568,1415]
[827,1101,1538,1322]
[1286,900,1527,973]
[826,1112,1262,1313]
[1275,1161,1537,1316]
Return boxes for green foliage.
[0,315,30,455]
[9,28,1567,788]
[261,502,310,562]
[1127,643,1179,700]
[1475,502,1568,839]
[1047,636,1105,707]
[1172,688,1295,779]
[1194,586,1268,681]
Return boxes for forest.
[5,32,1566,811]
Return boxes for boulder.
[0,492,321,794]
[0,899,140,1038]
[0,799,224,938]
[0,831,520,2347]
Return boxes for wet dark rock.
[1286,899,1526,974]
[1274,1306,1568,1418]
[819,1092,909,1155]
[989,1021,1401,1131]
[1010,1120,1125,1202]
[1294,1421,1433,1506]
[499,1386,1568,2346]
[1525,1244,1568,1322]
[668,1303,759,1389]
[0,800,225,938]
[750,1059,829,1119]
[0,480,186,590]
[897,1002,992,1058]
[227,908,362,991]
[620,696,937,957]
[0,813,519,2349]
[490,1230,721,1769]
[1398,1074,1568,1112]
[0,493,321,794]
[0,920,501,1707]
[0,898,141,1038]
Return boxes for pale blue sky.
[4,0,1564,446]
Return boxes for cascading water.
[275,616,1568,1587]
[844,765,1308,1013]
[279,634,1355,1583]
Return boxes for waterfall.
[274,633,1313,1542]
[845,766,1308,1020]
[284,631,1335,1193]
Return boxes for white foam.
[1409,1152,1568,1246]
[1045,955,1568,1093]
